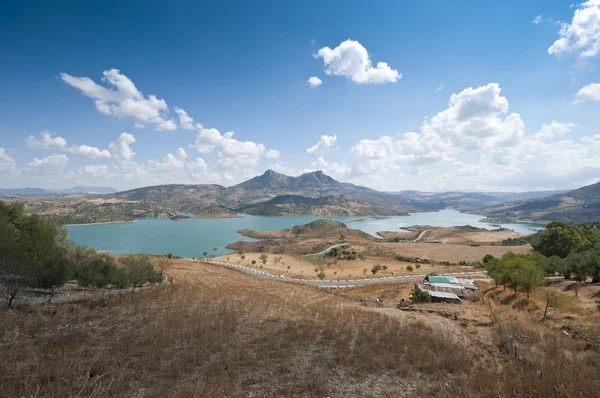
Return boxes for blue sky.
[1,0,600,191]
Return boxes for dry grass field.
[2,259,600,397]
[216,252,471,280]
[377,242,532,263]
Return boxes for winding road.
[412,229,431,242]
[203,260,488,288]
[303,243,350,257]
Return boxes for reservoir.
[66,209,544,258]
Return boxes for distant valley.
[0,169,596,225]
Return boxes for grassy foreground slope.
[2,259,599,397]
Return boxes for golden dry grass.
[377,242,532,262]
[216,252,470,280]
[2,259,600,397]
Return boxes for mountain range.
[474,181,600,223]
[1,170,597,225]
[0,186,117,197]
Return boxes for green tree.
[566,252,589,282]
[0,202,71,307]
[121,255,161,290]
[532,221,587,258]
[515,254,546,299]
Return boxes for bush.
[406,265,414,272]
[317,271,326,280]
[76,256,126,288]
[412,288,432,303]
[251,260,256,265]
[120,255,162,290]
[415,264,421,269]
[483,254,495,263]
[371,264,383,274]
[382,265,388,271]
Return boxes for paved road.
[411,229,431,242]
[203,260,488,288]
[303,242,350,257]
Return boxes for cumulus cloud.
[25,131,67,149]
[0,148,19,178]
[26,131,111,159]
[26,154,69,173]
[315,40,401,84]
[548,0,600,58]
[174,107,195,129]
[533,121,576,140]
[265,149,280,159]
[109,132,136,162]
[189,123,274,172]
[61,69,177,131]
[575,82,600,101]
[307,76,322,87]
[306,134,337,157]
[74,164,110,179]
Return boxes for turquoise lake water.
[66,209,544,258]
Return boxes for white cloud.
[134,123,145,129]
[306,134,337,157]
[307,76,322,87]
[434,85,445,92]
[189,125,229,153]
[148,148,187,173]
[108,132,136,162]
[533,15,543,24]
[26,131,112,159]
[74,164,110,179]
[575,82,600,101]
[548,0,600,58]
[26,154,69,172]
[25,131,67,149]
[61,69,177,131]
[67,145,112,159]
[533,121,576,140]
[0,148,19,178]
[174,107,195,129]
[315,40,401,84]
[216,134,266,170]
[265,149,280,159]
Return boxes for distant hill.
[0,186,117,197]
[475,181,600,223]
[9,170,423,224]
[390,189,568,210]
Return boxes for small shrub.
[483,254,495,263]
[317,271,326,280]
[371,264,383,274]
[251,260,256,265]
[406,265,414,272]
[382,265,388,271]
[412,288,432,303]
[415,264,421,269]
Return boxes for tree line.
[485,221,600,298]
[0,202,164,307]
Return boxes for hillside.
[6,170,422,224]
[391,189,567,210]
[475,181,600,223]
